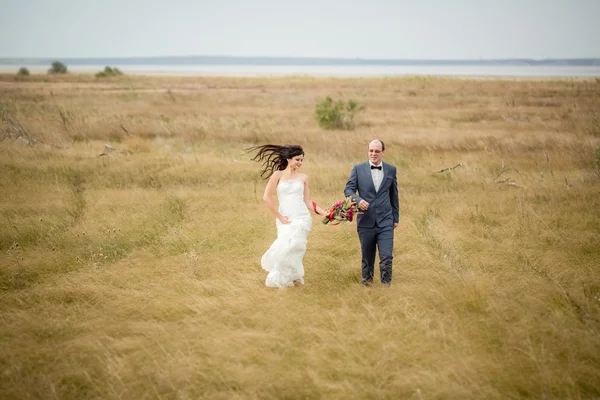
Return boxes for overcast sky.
[0,0,598,59]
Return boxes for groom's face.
[368,141,383,165]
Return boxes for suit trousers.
[358,224,394,284]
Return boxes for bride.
[249,144,327,288]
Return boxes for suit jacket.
[344,161,399,229]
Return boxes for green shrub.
[17,67,30,76]
[95,66,123,78]
[315,97,365,130]
[48,61,67,74]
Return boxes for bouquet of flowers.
[322,196,360,225]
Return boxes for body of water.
[2,64,600,77]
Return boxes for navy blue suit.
[344,161,399,284]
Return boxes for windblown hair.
[247,144,304,179]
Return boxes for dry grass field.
[1,72,599,399]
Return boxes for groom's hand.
[358,200,369,210]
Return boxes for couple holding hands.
[249,139,399,289]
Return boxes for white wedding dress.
[261,179,312,288]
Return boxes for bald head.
[369,139,385,151]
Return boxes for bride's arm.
[304,177,327,215]
[263,171,289,223]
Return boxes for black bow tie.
[371,165,382,170]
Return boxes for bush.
[17,67,30,76]
[48,61,68,74]
[95,66,124,78]
[315,97,365,130]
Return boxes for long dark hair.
[247,144,304,179]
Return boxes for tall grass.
[1,73,599,399]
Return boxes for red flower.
[346,209,354,222]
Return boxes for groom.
[344,139,399,287]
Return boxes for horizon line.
[1,55,600,61]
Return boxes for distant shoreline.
[1,63,599,78]
[2,55,599,78]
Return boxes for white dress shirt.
[369,161,384,192]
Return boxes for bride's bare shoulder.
[267,170,283,185]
